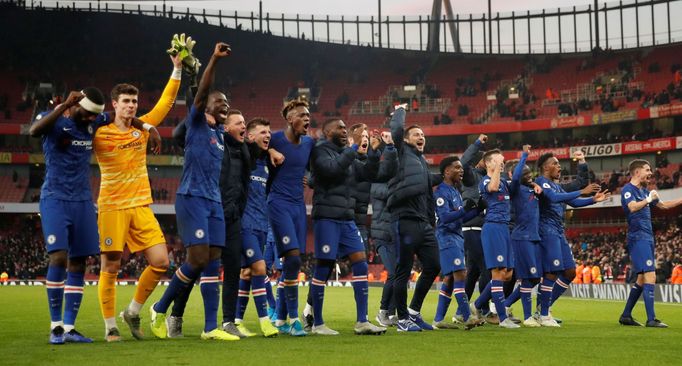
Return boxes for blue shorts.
[357,224,369,249]
[264,230,277,270]
[539,228,575,273]
[511,239,542,279]
[481,222,514,270]
[313,219,365,260]
[241,228,266,267]
[438,242,466,276]
[627,239,655,274]
[40,198,99,258]
[176,194,225,247]
[268,200,307,256]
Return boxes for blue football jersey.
[509,152,540,241]
[434,182,467,240]
[37,112,104,201]
[242,157,269,231]
[621,182,657,241]
[479,174,511,224]
[176,106,225,202]
[267,131,314,203]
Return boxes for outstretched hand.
[593,189,611,202]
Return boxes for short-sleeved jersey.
[94,77,179,212]
[434,182,465,241]
[37,112,106,201]
[511,184,541,241]
[267,131,314,204]
[176,106,224,202]
[479,175,511,224]
[242,157,269,231]
[621,182,658,241]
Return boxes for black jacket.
[353,154,372,227]
[370,182,391,243]
[386,108,442,223]
[310,139,379,221]
[460,140,486,227]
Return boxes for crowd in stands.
[570,220,682,284]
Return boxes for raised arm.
[560,151,589,192]
[194,42,230,111]
[139,54,183,126]
[486,156,503,193]
[390,105,407,150]
[510,146,530,195]
[29,92,83,137]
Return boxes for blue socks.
[434,280,453,322]
[235,278,251,322]
[200,260,221,332]
[519,280,534,320]
[63,271,85,328]
[490,280,507,322]
[539,278,555,316]
[265,276,277,310]
[251,275,269,319]
[282,255,301,320]
[276,279,288,321]
[549,275,570,307]
[452,280,471,321]
[474,282,492,310]
[504,283,521,308]
[154,262,199,314]
[643,283,656,322]
[311,264,332,326]
[621,283,643,318]
[46,265,66,326]
[351,261,369,323]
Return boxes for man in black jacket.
[308,118,387,335]
[387,105,442,332]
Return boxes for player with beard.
[307,118,387,335]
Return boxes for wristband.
[171,67,182,80]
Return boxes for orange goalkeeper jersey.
[94,77,180,212]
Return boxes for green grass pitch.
[1,285,680,365]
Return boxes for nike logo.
[63,128,72,131]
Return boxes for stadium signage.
[591,109,637,125]
[570,143,621,157]
[567,283,682,303]
[649,103,682,118]
[0,152,11,163]
[622,137,675,154]
[550,115,586,129]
